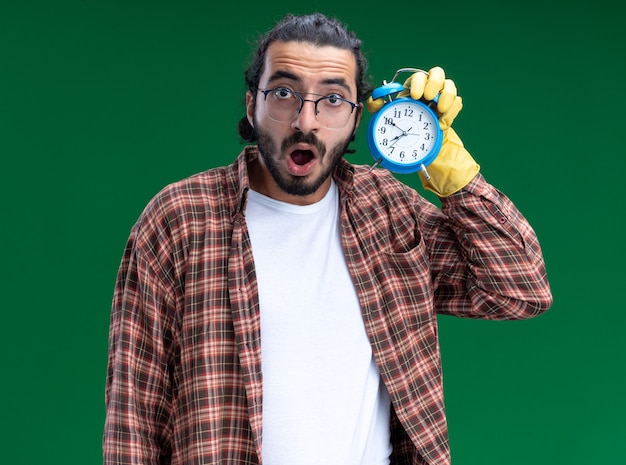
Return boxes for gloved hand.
[366,67,480,197]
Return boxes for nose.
[291,99,320,133]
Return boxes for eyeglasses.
[258,87,359,129]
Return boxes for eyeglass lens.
[262,89,354,129]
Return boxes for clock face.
[368,98,442,172]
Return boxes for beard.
[253,117,353,197]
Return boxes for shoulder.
[336,162,445,241]
[132,160,242,246]
[349,163,434,214]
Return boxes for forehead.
[261,41,358,92]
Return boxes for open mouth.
[290,149,315,166]
[286,147,318,177]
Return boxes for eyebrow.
[267,70,300,84]
[267,70,353,93]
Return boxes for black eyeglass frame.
[258,88,359,127]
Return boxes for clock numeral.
[384,117,394,125]
[378,126,387,134]
[399,151,406,159]
[404,108,414,117]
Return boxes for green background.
[2,0,624,463]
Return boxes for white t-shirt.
[246,181,392,465]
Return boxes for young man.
[103,12,552,465]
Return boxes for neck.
[247,157,332,206]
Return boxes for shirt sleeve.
[103,208,178,465]
[427,173,553,319]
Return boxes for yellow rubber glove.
[367,67,480,197]
[418,126,479,197]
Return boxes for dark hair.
[238,12,373,142]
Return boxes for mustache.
[281,131,325,155]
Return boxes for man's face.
[246,41,361,205]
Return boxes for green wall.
[2,0,624,463]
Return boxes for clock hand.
[389,133,403,144]
[390,133,408,147]
[388,120,409,134]
[389,126,415,147]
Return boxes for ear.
[352,103,363,137]
[355,102,363,129]
[245,91,255,127]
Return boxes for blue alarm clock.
[367,69,443,175]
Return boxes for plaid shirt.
[104,146,552,465]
